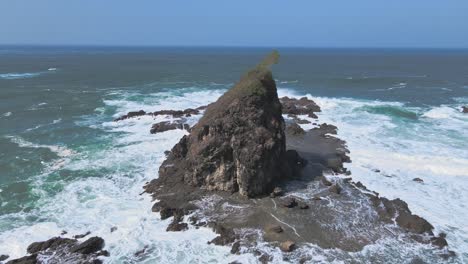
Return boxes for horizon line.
[1,43,468,50]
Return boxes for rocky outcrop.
[114,107,204,122]
[462,106,468,113]
[280,96,321,118]
[7,236,107,264]
[146,51,293,197]
[150,120,190,134]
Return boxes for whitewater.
[0,84,466,263]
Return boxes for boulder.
[280,96,321,118]
[329,184,342,194]
[281,197,298,208]
[280,240,296,252]
[70,237,105,254]
[270,187,284,198]
[150,121,190,134]
[286,122,305,135]
[462,106,468,113]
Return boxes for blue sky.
[1,0,467,48]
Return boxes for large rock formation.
[148,51,290,197]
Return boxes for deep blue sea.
[0,46,467,263]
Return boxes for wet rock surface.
[462,106,468,113]
[7,236,107,264]
[113,52,449,263]
[280,96,321,119]
[150,120,190,134]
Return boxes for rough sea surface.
[0,46,467,263]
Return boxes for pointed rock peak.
[150,51,292,197]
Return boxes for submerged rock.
[146,51,292,197]
[462,106,468,113]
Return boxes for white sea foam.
[1,87,467,263]
[2,111,12,117]
[0,72,42,80]
[6,136,74,158]
[277,90,468,261]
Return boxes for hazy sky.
[1,0,467,48]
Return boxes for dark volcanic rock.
[70,237,105,254]
[115,108,202,122]
[281,197,298,208]
[73,231,91,239]
[412,177,424,183]
[286,122,305,135]
[9,236,107,264]
[0,255,9,261]
[146,51,291,197]
[6,254,37,264]
[150,121,190,134]
[27,237,75,254]
[373,197,435,234]
[114,110,146,121]
[280,96,321,118]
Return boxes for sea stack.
[147,51,290,197]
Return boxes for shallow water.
[0,46,467,263]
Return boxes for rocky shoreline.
[4,52,454,263]
[142,52,452,262]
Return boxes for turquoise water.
[0,47,467,263]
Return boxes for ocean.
[0,46,467,263]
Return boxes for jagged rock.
[230,241,241,254]
[280,240,296,252]
[166,210,188,232]
[166,221,188,232]
[110,226,118,233]
[147,51,292,197]
[329,184,342,194]
[70,237,105,254]
[462,106,468,113]
[280,96,321,118]
[115,108,202,122]
[293,117,311,124]
[0,255,9,261]
[320,176,333,186]
[286,122,305,135]
[413,178,424,183]
[281,197,298,208]
[6,254,37,264]
[27,237,75,254]
[317,123,338,135]
[208,225,237,246]
[9,236,106,264]
[150,121,190,134]
[373,198,434,234]
[114,110,146,121]
[270,187,284,198]
[73,231,91,239]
